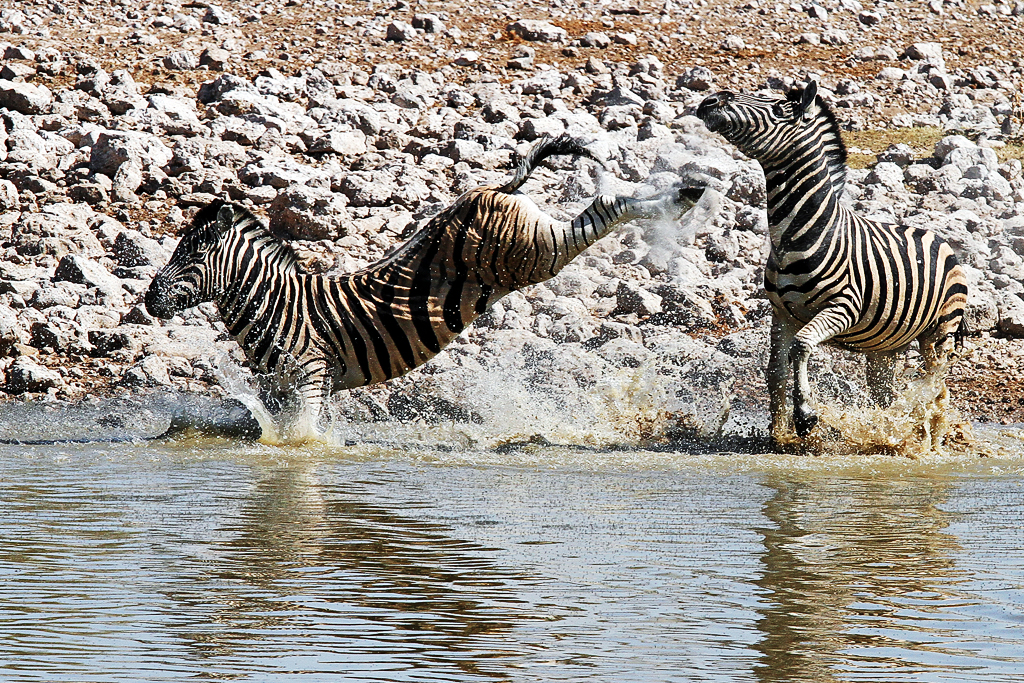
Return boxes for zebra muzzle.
[145,275,179,319]
[696,92,734,132]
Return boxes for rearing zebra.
[146,134,703,433]
[697,82,968,446]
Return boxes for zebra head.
[145,201,245,319]
[696,81,826,158]
[697,80,847,188]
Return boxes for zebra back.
[150,136,689,394]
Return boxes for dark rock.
[4,356,63,394]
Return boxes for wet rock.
[268,184,350,240]
[112,231,167,268]
[87,329,138,358]
[29,282,83,309]
[4,356,62,394]
[613,281,662,317]
[122,356,173,387]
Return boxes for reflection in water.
[1,439,1023,682]
[755,477,969,682]
[161,464,524,679]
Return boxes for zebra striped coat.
[697,83,967,444]
[146,135,702,432]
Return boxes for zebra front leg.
[767,311,798,444]
[789,339,817,437]
[293,361,333,437]
[789,308,855,438]
[865,351,899,408]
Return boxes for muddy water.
[2,426,1023,682]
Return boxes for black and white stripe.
[698,82,968,443]
[146,135,702,429]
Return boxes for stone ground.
[2,0,1024,433]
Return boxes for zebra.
[696,81,968,446]
[146,134,704,433]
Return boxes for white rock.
[5,357,63,394]
[89,130,172,176]
[163,50,199,70]
[0,79,51,114]
[506,19,568,43]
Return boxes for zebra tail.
[499,133,603,194]
[954,313,968,349]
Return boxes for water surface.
[2,430,1023,682]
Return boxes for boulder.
[268,184,350,240]
[5,357,63,394]
[507,19,568,42]
[52,254,124,304]
[89,130,172,176]
[163,50,199,70]
[613,281,662,317]
[0,79,52,114]
[386,20,416,42]
[998,294,1024,338]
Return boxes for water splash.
[784,364,975,458]
[212,352,338,446]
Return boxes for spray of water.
[780,363,975,458]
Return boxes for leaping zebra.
[697,82,968,447]
[146,134,704,434]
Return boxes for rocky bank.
[1,0,1023,441]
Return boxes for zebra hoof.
[793,406,818,438]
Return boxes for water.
[2,426,1023,682]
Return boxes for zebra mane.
[190,199,300,270]
[786,86,848,193]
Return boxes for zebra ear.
[798,80,818,121]
[215,204,236,234]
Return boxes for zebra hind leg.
[865,351,899,408]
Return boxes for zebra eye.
[771,103,787,119]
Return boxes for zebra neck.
[763,151,841,251]
[216,228,301,325]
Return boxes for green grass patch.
[842,127,948,169]
[997,140,1024,164]
[842,126,1024,167]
